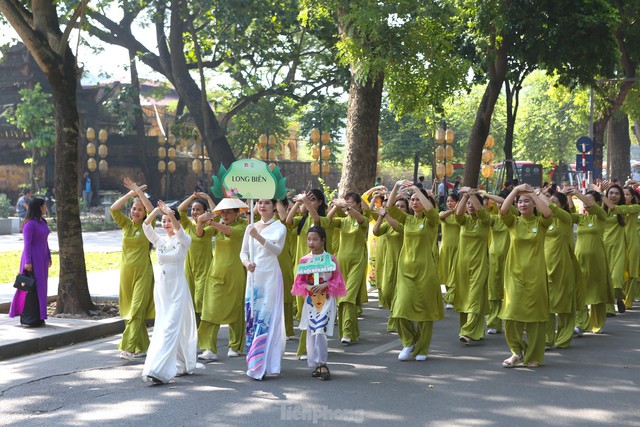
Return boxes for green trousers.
[504,320,546,365]
[284,302,295,337]
[338,302,360,342]
[396,318,434,357]
[545,312,574,348]
[118,317,150,354]
[486,300,503,331]
[588,303,607,333]
[459,311,485,341]
[197,319,244,354]
[575,306,589,331]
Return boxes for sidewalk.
[0,230,126,361]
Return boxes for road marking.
[361,339,401,356]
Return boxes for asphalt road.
[1,297,639,427]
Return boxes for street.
[1,296,639,427]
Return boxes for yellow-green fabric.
[488,212,510,301]
[278,221,296,336]
[545,204,577,314]
[198,319,244,353]
[332,215,369,305]
[179,212,214,313]
[200,218,247,325]
[373,222,404,309]
[437,214,460,290]
[625,210,639,279]
[388,206,444,322]
[452,209,490,315]
[604,205,640,294]
[546,312,574,349]
[499,211,552,322]
[572,204,612,305]
[504,320,546,365]
[338,302,359,341]
[397,319,434,357]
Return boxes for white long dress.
[240,219,287,380]
[142,223,198,383]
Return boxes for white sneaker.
[415,355,428,361]
[299,355,308,360]
[119,351,133,360]
[398,345,415,361]
[227,348,239,357]
[445,304,453,310]
[573,327,584,336]
[341,337,351,345]
[198,349,218,361]
[487,328,498,334]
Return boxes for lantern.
[204,159,212,174]
[312,144,320,159]
[158,135,166,145]
[435,128,445,144]
[98,129,108,143]
[321,145,330,161]
[321,131,330,145]
[158,160,166,173]
[445,145,454,161]
[86,142,96,157]
[268,150,277,161]
[445,129,454,144]
[167,147,176,160]
[259,148,266,161]
[191,144,201,157]
[310,128,320,143]
[98,159,108,173]
[87,158,97,172]
[481,164,495,178]
[445,162,454,177]
[482,149,495,163]
[322,163,330,175]
[435,145,445,162]
[98,144,108,158]
[168,134,176,146]
[192,159,202,174]
[167,160,176,173]
[86,127,95,141]
[484,134,495,148]
[258,134,267,147]
[158,146,167,159]
[436,162,445,179]
[310,160,320,176]
[268,134,277,147]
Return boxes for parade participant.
[499,184,552,368]
[9,197,51,327]
[438,194,460,309]
[198,198,248,361]
[275,198,296,339]
[452,188,490,343]
[292,226,346,380]
[386,180,444,361]
[482,193,510,334]
[373,197,408,332]
[177,192,216,324]
[141,201,199,384]
[328,193,369,345]
[110,178,155,359]
[241,199,287,380]
[285,189,331,359]
[538,190,579,349]
[622,186,639,308]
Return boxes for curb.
[0,317,125,361]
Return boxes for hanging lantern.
[445,162,454,177]
[268,134,277,147]
[167,160,176,173]
[192,159,202,174]
[98,159,108,173]
[378,135,382,147]
[436,162,445,179]
[310,128,320,143]
[322,163,330,175]
[321,131,330,145]
[311,144,320,159]
[167,147,176,159]
[445,128,454,144]
[435,128,445,144]
[258,134,267,147]
[204,159,212,174]
[98,129,108,143]
[158,135,166,145]
[191,144,201,157]
[98,144,108,158]
[268,150,277,161]
[484,134,495,148]
[168,134,176,146]
[259,148,267,161]
[86,142,96,157]
[158,146,167,159]
[268,162,276,171]
[445,145,454,161]
[321,145,330,161]
[482,149,495,163]
[310,160,320,176]
[481,164,495,178]
[435,145,445,161]
[87,158,97,172]
[86,127,95,141]
[158,160,166,173]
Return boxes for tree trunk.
[337,72,384,196]
[464,40,507,188]
[606,112,631,182]
[504,80,515,182]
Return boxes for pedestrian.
[16,188,32,232]
[275,198,297,339]
[386,179,444,361]
[438,194,460,308]
[82,171,92,209]
[110,178,155,359]
[499,184,552,368]
[241,198,287,380]
[9,197,51,327]
[141,200,199,384]
[622,186,639,309]
[197,198,248,362]
[292,226,346,380]
[177,192,217,324]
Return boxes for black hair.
[586,190,602,205]
[344,192,362,206]
[395,197,411,213]
[192,198,210,211]
[552,192,571,214]
[447,194,460,203]
[25,197,46,222]
[22,188,32,196]
[624,186,639,204]
[515,194,538,216]
[170,207,181,221]
[606,184,626,227]
[307,225,326,250]
[297,189,327,235]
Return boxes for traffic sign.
[576,136,593,153]
[575,153,594,172]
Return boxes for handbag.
[13,271,36,292]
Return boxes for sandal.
[311,367,321,378]
[318,364,331,381]
[502,353,523,368]
[525,361,541,368]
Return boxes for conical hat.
[213,197,249,213]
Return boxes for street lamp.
[86,127,108,203]
[481,134,495,191]
[435,121,454,196]
[157,129,176,200]
[310,128,331,178]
